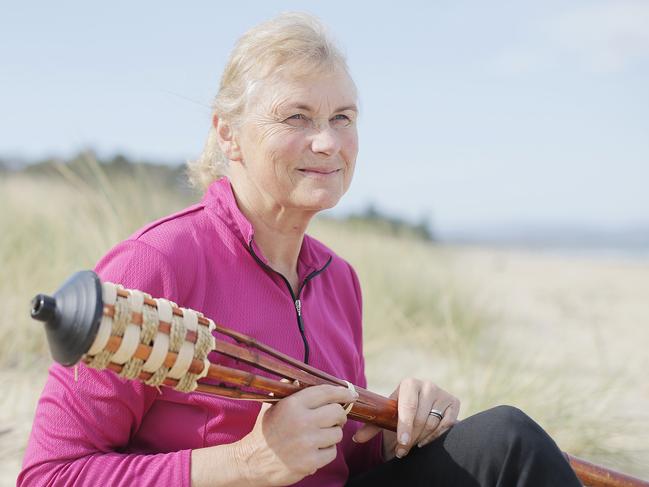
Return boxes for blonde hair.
[187,12,351,189]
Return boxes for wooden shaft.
[195,383,276,401]
[213,324,349,386]
[210,362,299,396]
[100,360,274,401]
[566,454,649,487]
[213,340,320,387]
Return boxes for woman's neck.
[230,179,314,293]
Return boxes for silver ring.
[429,408,444,421]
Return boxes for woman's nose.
[310,126,342,157]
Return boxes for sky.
[1,1,648,237]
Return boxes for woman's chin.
[291,189,344,213]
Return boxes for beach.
[1,174,647,484]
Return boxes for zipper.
[294,298,307,363]
[248,239,332,364]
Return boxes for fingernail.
[417,441,425,448]
[352,435,358,443]
[396,448,407,458]
[399,433,409,445]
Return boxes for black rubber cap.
[31,270,103,366]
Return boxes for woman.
[19,13,581,487]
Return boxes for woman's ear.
[213,114,242,162]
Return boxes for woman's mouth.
[297,168,341,176]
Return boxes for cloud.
[492,1,649,75]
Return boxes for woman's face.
[233,67,358,215]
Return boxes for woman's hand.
[352,378,460,460]
[236,384,358,486]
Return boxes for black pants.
[346,406,582,487]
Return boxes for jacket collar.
[202,177,332,276]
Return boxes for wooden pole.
[566,454,649,487]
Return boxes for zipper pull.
[295,299,302,316]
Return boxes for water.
[442,227,649,264]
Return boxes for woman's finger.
[436,399,460,435]
[315,425,344,449]
[312,402,348,428]
[416,401,451,447]
[296,384,358,409]
[395,378,421,458]
[409,382,439,447]
[352,423,381,443]
[314,444,338,470]
[414,406,443,447]
[417,399,460,447]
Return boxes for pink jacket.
[19,177,382,486]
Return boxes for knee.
[477,405,549,451]
[485,405,534,430]
[442,406,577,485]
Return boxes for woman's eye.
[331,114,352,127]
[284,114,311,127]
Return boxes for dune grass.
[1,159,647,483]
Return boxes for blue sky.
[2,1,648,235]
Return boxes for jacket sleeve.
[344,263,385,477]
[18,239,192,487]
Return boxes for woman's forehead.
[254,69,357,115]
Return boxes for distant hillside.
[1,151,435,242]
[341,204,435,242]
[1,151,194,196]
